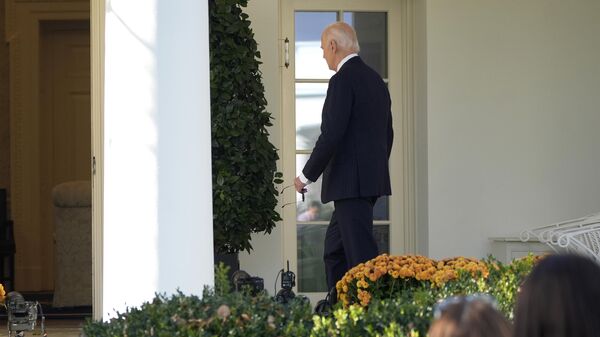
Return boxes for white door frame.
[90,0,104,320]
[280,0,417,302]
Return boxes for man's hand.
[294,176,307,193]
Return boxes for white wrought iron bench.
[520,212,600,263]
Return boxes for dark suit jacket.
[302,56,393,203]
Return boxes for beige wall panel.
[0,0,10,193]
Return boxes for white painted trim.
[395,0,417,254]
[90,0,105,321]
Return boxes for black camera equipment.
[281,260,295,290]
[275,261,296,304]
[314,287,336,316]
[232,270,264,296]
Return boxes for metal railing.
[520,212,600,263]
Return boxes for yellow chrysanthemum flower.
[336,254,492,308]
[0,283,5,303]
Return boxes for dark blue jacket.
[302,56,393,203]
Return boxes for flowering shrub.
[332,253,542,335]
[483,253,543,318]
[0,283,4,303]
[311,303,420,337]
[337,254,489,307]
[84,256,542,337]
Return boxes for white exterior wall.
[238,0,285,292]
[426,0,600,259]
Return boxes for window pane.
[297,224,389,292]
[296,83,327,151]
[296,154,334,222]
[295,12,336,79]
[296,154,389,221]
[375,225,390,253]
[374,196,389,221]
[344,12,387,78]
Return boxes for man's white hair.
[323,22,360,53]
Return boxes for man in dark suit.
[294,22,394,298]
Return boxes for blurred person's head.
[514,253,600,337]
[428,294,511,337]
[307,201,321,216]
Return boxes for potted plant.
[209,0,283,269]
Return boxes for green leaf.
[209,0,281,254]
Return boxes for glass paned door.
[293,10,391,293]
[297,224,389,292]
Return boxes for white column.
[102,0,213,318]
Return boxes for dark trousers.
[323,197,379,290]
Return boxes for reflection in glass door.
[293,11,390,293]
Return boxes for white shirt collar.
[336,53,358,72]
